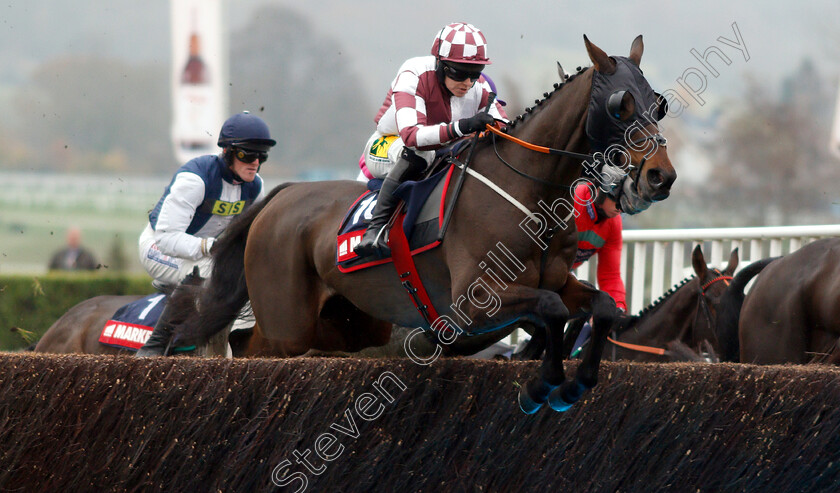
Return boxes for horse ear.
[724,248,739,276]
[628,35,644,65]
[584,35,616,74]
[691,244,709,278]
[557,61,567,81]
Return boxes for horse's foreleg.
[512,290,570,414]
[549,290,617,411]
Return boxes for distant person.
[568,182,627,356]
[353,22,508,258]
[573,183,627,312]
[135,111,275,357]
[48,227,99,271]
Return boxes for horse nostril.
[648,169,665,188]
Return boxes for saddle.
[337,139,475,272]
[336,164,455,272]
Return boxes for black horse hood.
[586,56,661,152]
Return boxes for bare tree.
[229,6,370,178]
[709,62,839,225]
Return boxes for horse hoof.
[517,390,543,414]
[547,380,587,412]
[547,391,574,412]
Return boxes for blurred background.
[1,0,840,275]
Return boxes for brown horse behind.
[737,238,840,364]
[516,245,738,362]
[607,245,737,361]
[34,295,142,355]
[33,272,219,356]
[172,35,676,414]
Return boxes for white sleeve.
[153,172,207,260]
[256,179,266,202]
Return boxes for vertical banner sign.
[831,81,840,160]
[171,0,227,165]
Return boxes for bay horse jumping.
[736,238,840,364]
[34,294,144,355]
[172,35,676,413]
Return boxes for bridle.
[483,124,666,191]
[691,269,733,352]
[475,124,666,286]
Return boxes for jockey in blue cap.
[136,111,275,357]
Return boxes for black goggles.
[232,147,268,164]
[442,63,483,82]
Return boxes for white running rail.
[575,224,840,313]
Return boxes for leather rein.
[483,123,665,189]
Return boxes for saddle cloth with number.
[336,165,454,273]
[98,293,167,351]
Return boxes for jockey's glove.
[458,112,495,135]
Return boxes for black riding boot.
[136,267,202,357]
[354,150,425,259]
[135,304,175,357]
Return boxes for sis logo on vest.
[212,199,246,216]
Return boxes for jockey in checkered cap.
[355,22,508,259]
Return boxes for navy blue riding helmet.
[217,112,276,152]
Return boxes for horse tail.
[715,256,779,362]
[172,183,295,346]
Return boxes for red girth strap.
[388,211,442,330]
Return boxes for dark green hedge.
[0,273,152,350]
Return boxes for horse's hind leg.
[549,288,617,411]
[511,322,546,361]
[196,323,232,357]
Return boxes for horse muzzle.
[640,166,676,202]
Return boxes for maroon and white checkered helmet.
[430,22,491,65]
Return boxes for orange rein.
[483,124,554,154]
[607,336,667,356]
